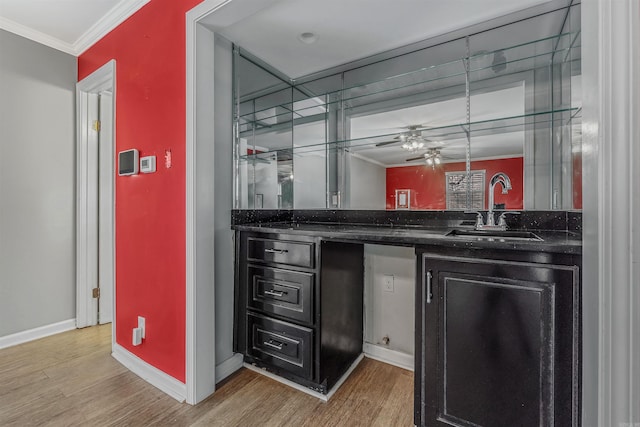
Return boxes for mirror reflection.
[231,1,581,211]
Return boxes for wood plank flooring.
[0,325,414,426]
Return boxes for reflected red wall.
[573,152,583,209]
[386,157,524,210]
[78,0,202,382]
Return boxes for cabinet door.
[416,255,579,427]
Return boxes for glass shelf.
[237,107,582,162]
[237,32,580,129]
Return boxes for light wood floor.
[0,324,413,426]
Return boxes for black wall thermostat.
[118,149,139,176]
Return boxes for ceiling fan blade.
[375,140,401,147]
[405,155,425,162]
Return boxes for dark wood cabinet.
[415,247,581,427]
[235,231,364,393]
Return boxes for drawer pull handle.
[426,271,433,304]
[263,339,284,351]
[264,289,287,297]
[264,248,289,254]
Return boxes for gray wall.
[348,155,386,209]
[213,35,235,364]
[0,30,77,336]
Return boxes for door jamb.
[76,60,116,348]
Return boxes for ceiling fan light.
[435,156,441,165]
[426,157,433,165]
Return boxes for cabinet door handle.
[264,248,289,254]
[263,339,284,350]
[264,289,286,297]
[426,271,433,304]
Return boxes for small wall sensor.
[140,156,156,173]
[118,149,139,176]
[132,327,143,346]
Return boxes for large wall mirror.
[229,0,581,211]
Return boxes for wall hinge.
[92,287,100,298]
[92,120,101,132]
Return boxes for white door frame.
[581,2,640,426]
[76,60,116,345]
[185,0,280,405]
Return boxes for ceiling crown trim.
[0,15,75,55]
[0,0,150,57]
[74,0,151,56]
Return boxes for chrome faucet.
[477,172,512,230]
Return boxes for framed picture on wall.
[395,189,411,210]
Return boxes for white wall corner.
[215,353,244,383]
[0,319,76,350]
[112,344,186,402]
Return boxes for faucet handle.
[475,212,485,228]
[497,211,521,227]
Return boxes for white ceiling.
[219,0,558,78]
[0,0,150,55]
[0,0,560,61]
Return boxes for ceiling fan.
[375,125,432,152]
[405,148,453,169]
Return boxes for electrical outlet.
[383,274,394,292]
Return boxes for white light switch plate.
[138,316,146,339]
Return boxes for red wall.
[78,0,202,382]
[386,157,524,210]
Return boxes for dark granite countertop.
[232,221,582,255]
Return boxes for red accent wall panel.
[386,157,524,210]
[78,0,202,383]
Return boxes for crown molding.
[0,16,75,55]
[0,0,150,57]
[74,0,151,56]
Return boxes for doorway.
[76,61,116,340]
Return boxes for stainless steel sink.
[445,229,543,242]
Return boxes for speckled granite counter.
[232,210,582,255]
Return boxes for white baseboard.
[363,343,414,371]
[0,319,76,350]
[244,363,330,402]
[216,353,243,383]
[244,353,364,402]
[112,344,186,402]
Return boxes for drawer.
[248,266,314,324]
[247,237,315,268]
[247,312,313,380]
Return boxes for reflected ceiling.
[219,0,560,78]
